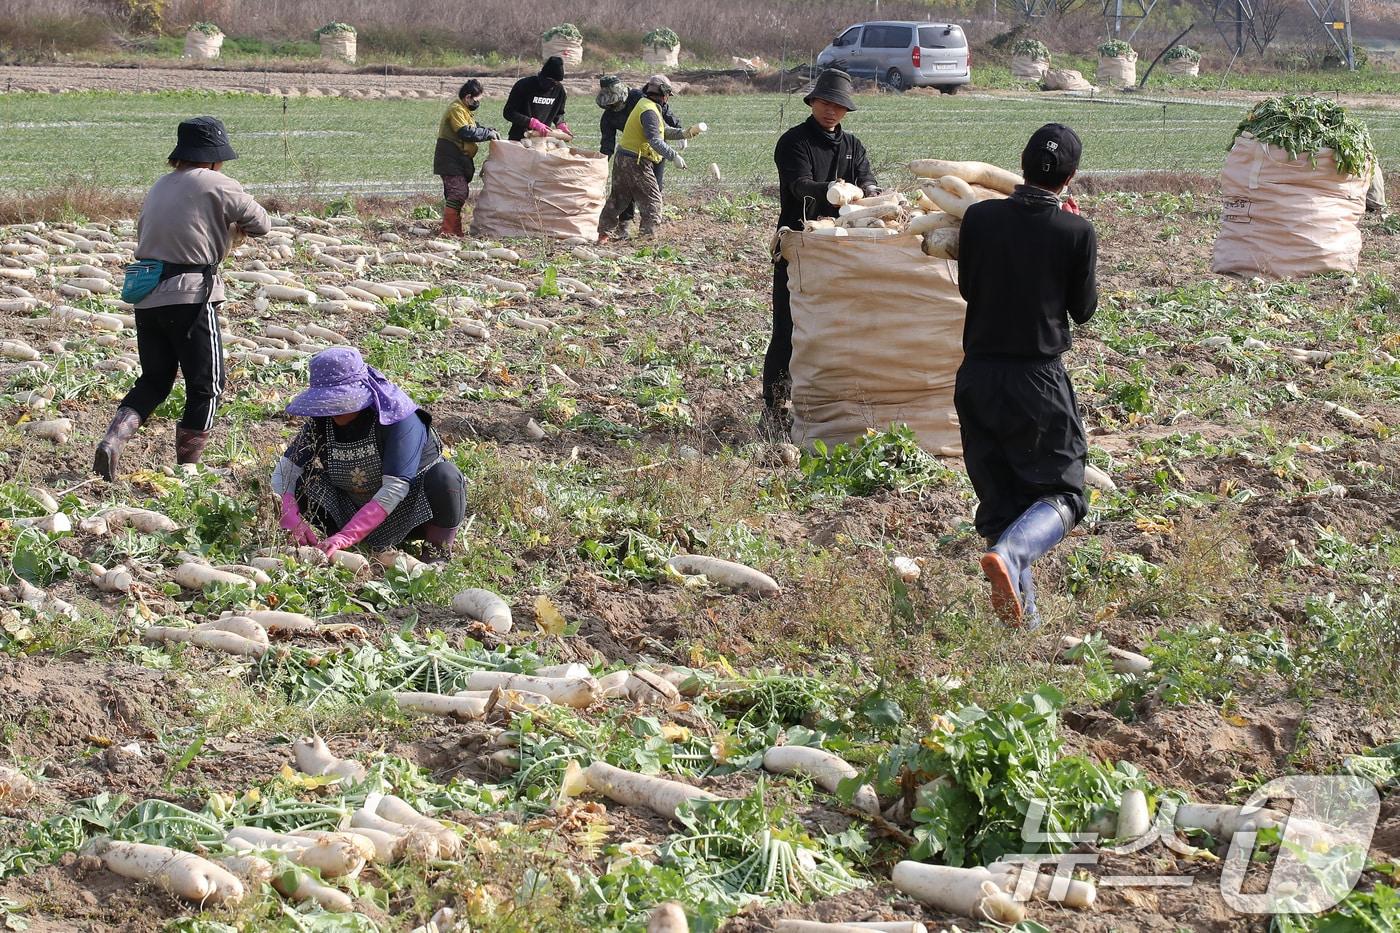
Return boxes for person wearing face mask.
[764,69,878,430]
[503,56,570,142]
[434,79,500,237]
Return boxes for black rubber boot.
[176,427,210,465]
[979,498,1071,625]
[94,406,142,481]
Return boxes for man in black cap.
[503,56,570,142]
[954,123,1097,629]
[94,116,270,480]
[765,68,878,427]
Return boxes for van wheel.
[939,84,960,95]
[884,69,907,92]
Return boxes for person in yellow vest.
[433,79,499,237]
[596,74,692,243]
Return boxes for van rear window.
[919,25,966,48]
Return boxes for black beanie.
[541,56,565,81]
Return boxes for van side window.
[865,25,913,48]
[835,26,862,47]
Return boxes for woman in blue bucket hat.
[271,347,466,559]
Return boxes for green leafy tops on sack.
[1232,95,1376,178]
[541,23,583,42]
[644,27,680,49]
[1163,45,1200,63]
[316,22,356,36]
[1097,39,1134,58]
[1011,38,1050,61]
[188,21,222,36]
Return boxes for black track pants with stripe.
[121,301,225,431]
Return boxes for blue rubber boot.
[980,498,1071,626]
[1020,565,1041,630]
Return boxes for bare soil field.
[0,171,1396,931]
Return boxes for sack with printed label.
[1211,132,1367,278]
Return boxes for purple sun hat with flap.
[285,347,417,425]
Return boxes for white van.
[816,21,971,92]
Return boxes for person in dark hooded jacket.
[503,56,570,142]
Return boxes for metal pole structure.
[1115,0,1124,35]
[1235,0,1244,54]
[1342,0,1355,69]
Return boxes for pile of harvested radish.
[800,159,1023,260]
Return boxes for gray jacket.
[134,168,270,309]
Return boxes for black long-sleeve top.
[503,75,567,141]
[957,187,1098,360]
[600,89,680,157]
[773,116,876,231]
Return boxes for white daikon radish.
[1175,802,1285,837]
[627,669,681,704]
[219,853,274,887]
[173,562,255,591]
[450,588,513,632]
[92,564,134,593]
[215,564,272,586]
[583,761,721,820]
[1083,463,1117,492]
[891,861,1024,923]
[292,736,368,783]
[237,609,318,634]
[836,924,928,933]
[226,827,369,877]
[272,871,353,912]
[300,324,347,343]
[372,794,462,858]
[201,615,270,647]
[762,746,880,814]
[598,670,632,698]
[775,923,888,933]
[925,176,979,219]
[827,181,863,206]
[463,671,599,708]
[921,228,960,260]
[15,512,71,534]
[535,662,591,679]
[891,555,921,582]
[226,270,281,285]
[299,826,401,864]
[96,839,245,905]
[909,159,1022,194]
[22,418,72,444]
[648,902,690,933]
[1116,788,1151,840]
[0,340,40,361]
[259,284,315,304]
[988,861,1095,908]
[665,554,780,597]
[907,211,958,235]
[479,274,527,293]
[1059,635,1152,674]
[24,486,59,514]
[395,691,489,720]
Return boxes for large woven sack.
[320,32,356,63]
[1366,164,1386,213]
[542,36,583,67]
[1211,133,1366,278]
[183,30,222,60]
[643,44,680,67]
[469,140,609,241]
[1010,55,1048,80]
[1164,58,1199,76]
[1042,68,1092,91]
[1096,54,1136,87]
[780,229,965,456]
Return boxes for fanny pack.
[120,260,215,305]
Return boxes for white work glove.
[672,153,688,170]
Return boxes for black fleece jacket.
[503,75,567,141]
[957,186,1099,360]
[773,117,876,230]
[600,88,680,157]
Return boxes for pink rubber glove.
[555,121,571,138]
[528,117,550,136]
[279,492,319,547]
[1062,194,1081,215]
[320,500,388,558]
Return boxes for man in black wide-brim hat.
[764,68,878,431]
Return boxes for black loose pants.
[762,258,793,408]
[120,301,225,431]
[954,355,1088,542]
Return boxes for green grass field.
[3,89,1398,198]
